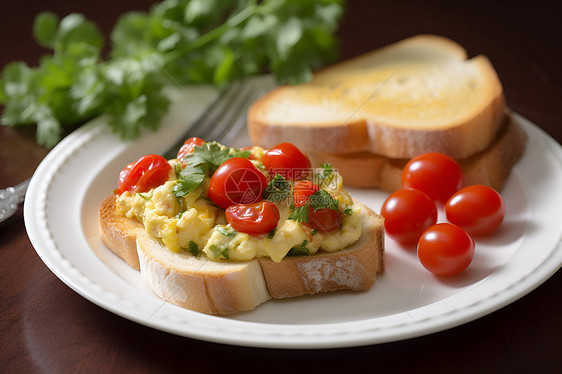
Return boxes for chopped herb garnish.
[309,189,339,212]
[174,163,183,178]
[263,173,291,202]
[267,229,276,239]
[311,228,317,236]
[320,162,334,179]
[343,208,354,216]
[172,142,250,199]
[188,241,200,257]
[186,142,250,171]
[288,204,309,223]
[287,240,309,256]
[317,162,341,188]
[137,193,150,200]
[172,168,206,198]
[209,244,230,260]
[217,226,237,237]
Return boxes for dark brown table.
[1,1,561,372]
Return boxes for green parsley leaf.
[263,173,290,202]
[188,241,200,257]
[185,142,250,173]
[316,162,339,188]
[343,208,354,216]
[287,240,309,256]
[267,229,276,239]
[288,204,309,223]
[33,12,59,49]
[217,226,237,237]
[209,244,230,260]
[309,189,339,212]
[320,162,334,179]
[172,168,205,198]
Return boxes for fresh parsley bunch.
[0,0,344,148]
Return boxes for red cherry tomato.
[262,143,311,180]
[417,223,475,276]
[292,180,341,232]
[445,185,506,236]
[402,152,464,204]
[293,180,319,207]
[177,137,205,166]
[381,188,437,245]
[309,207,342,232]
[225,201,280,234]
[208,157,267,209]
[115,154,171,194]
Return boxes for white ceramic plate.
[25,82,562,349]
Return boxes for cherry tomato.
[445,185,506,236]
[225,201,280,234]
[381,188,437,245]
[417,223,475,276]
[292,180,341,232]
[115,154,171,194]
[208,157,267,209]
[262,142,311,180]
[293,180,319,207]
[177,137,205,166]
[402,152,464,204]
[309,207,342,232]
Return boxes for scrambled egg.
[116,153,362,263]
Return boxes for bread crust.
[309,114,527,191]
[98,195,385,315]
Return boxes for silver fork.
[0,81,262,224]
[162,80,261,159]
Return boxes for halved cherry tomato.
[115,154,171,194]
[262,142,311,180]
[402,152,464,204]
[445,185,506,236]
[293,180,319,207]
[177,137,205,166]
[417,223,475,276]
[208,157,267,209]
[381,188,437,245]
[225,201,280,234]
[309,207,342,232]
[292,180,341,232]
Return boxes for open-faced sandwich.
[248,34,527,191]
[99,139,384,315]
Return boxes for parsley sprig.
[0,0,344,148]
[172,142,249,198]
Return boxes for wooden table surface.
[1,1,561,372]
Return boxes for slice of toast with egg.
[99,194,384,315]
[99,140,385,315]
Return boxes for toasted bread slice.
[98,195,385,315]
[309,114,527,191]
[248,34,506,159]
